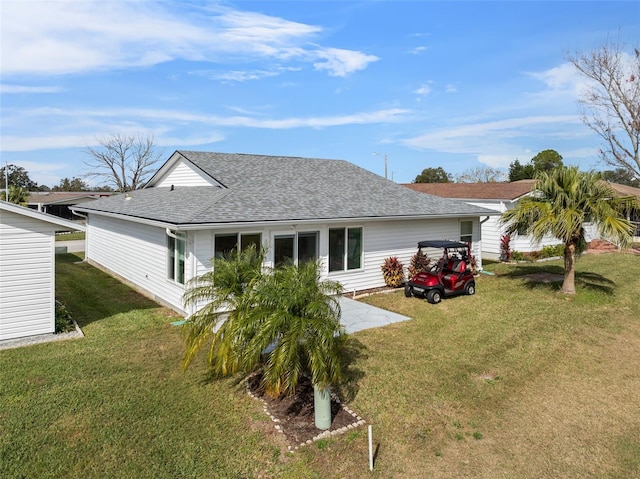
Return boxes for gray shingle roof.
[73,151,496,225]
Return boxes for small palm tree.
[181,245,265,374]
[501,167,638,294]
[2,185,29,205]
[245,260,345,398]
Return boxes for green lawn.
[55,231,85,241]
[1,252,639,478]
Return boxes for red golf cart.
[404,240,476,304]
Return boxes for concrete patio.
[339,296,411,333]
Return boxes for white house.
[404,180,640,259]
[0,201,85,341]
[72,151,496,315]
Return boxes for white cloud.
[312,47,379,77]
[0,1,376,77]
[408,46,428,55]
[414,83,432,96]
[402,115,583,168]
[0,84,64,94]
[445,84,457,93]
[197,69,282,82]
[1,107,410,151]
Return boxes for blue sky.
[1,1,638,188]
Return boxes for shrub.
[381,256,405,287]
[499,234,512,262]
[468,255,478,274]
[511,250,526,261]
[408,248,431,278]
[55,300,75,334]
[541,244,564,258]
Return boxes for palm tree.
[2,185,29,205]
[501,167,638,294]
[246,260,345,430]
[183,254,346,430]
[245,260,345,398]
[181,244,265,374]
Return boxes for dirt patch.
[246,373,364,450]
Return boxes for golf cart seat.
[443,260,466,288]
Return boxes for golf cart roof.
[417,240,470,249]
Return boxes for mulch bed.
[246,373,364,448]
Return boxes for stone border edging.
[245,377,366,452]
[0,319,84,350]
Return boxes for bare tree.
[456,166,506,183]
[84,134,163,192]
[568,42,640,181]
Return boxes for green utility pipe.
[314,384,332,430]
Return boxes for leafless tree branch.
[84,133,164,192]
[568,40,640,181]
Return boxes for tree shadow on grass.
[55,253,162,328]
[336,336,369,403]
[575,271,616,294]
[502,263,616,295]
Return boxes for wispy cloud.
[414,83,432,96]
[407,46,428,55]
[403,115,583,167]
[1,107,410,151]
[1,1,377,78]
[445,84,457,93]
[311,48,379,77]
[0,84,64,94]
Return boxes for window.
[167,231,186,284]
[214,233,262,259]
[460,221,473,244]
[329,227,362,272]
[274,232,318,267]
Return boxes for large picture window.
[274,232,318,267]
[329,227,362,272]
[214,232,262,259]
[167,231,186,284]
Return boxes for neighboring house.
[404,180,640,259]
[0,201,85,341]
[27,191,113,220]
[71,151,496,315]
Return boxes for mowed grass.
[1,253,639,478]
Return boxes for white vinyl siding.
[84,215,482,316]
[155,160,219,187]
[86,215,188,314]
[467,200,560,259]
[0,210,55,340]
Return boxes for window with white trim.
[328,227,362,272]
[274,231,318,267]
[167,231,186,284]
[460,221,473,244]
[214,233,262,259]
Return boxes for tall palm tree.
[181,245,265,374]
[501,167,638,294]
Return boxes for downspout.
[70,210,89,262]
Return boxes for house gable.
[147,151,222,188]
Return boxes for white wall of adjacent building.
[0,209,56,340]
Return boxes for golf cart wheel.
[404,285,413,297]
[427,289,442,304]
[465,282,476,296]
